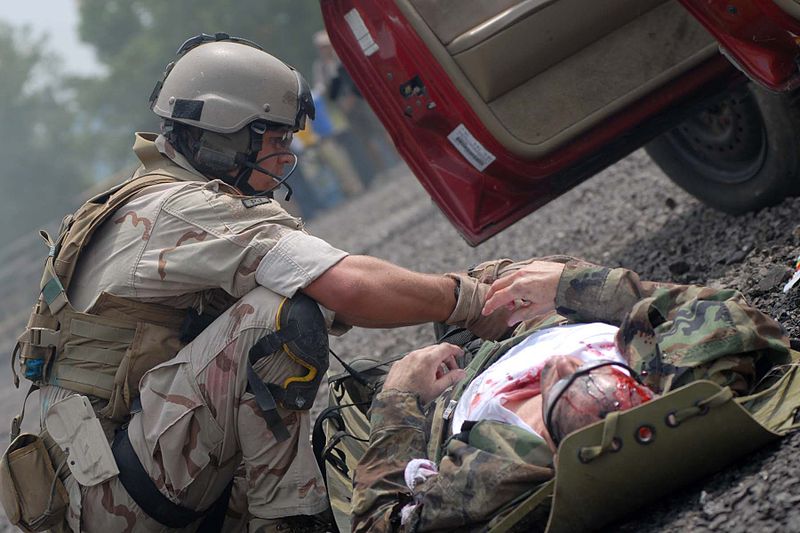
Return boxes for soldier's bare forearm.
[303,255,456,327]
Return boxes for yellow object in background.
[295,125,319,148]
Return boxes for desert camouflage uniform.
[42,132,348,531]
[351,259,791,532]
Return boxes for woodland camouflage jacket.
[351,259,791,532]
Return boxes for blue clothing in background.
[311,91,335,138]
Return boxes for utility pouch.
[45,395,119,486]
[15,299,60,385]
[0,433,68,532]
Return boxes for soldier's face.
[248,130,295,192]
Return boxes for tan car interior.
[775,0,800,19]
[395,0,718,159]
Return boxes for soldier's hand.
[445,273,514,340]
[482,262,565,326]
[383,343,466,404]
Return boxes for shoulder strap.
[39,173,178,316]
[427,317,571,462]
[487,480,554,533]
[427,332,533,462]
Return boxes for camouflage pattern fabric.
[68,133,347,312]
[412,421,553,531]
[39,133,348,531]
[350,259,791,532]
[556,261,790,395]
[65,287,329,531]
[467,255,580,285]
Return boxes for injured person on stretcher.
[342,258,797,532]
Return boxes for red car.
[321,0,800,245]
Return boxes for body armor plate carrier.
[14,172,190,421]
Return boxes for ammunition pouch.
[0,433,69,532]
[44,395,119,487]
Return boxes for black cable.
[329,347,374,388]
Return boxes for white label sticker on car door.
[447,124,496,172]
[345,9,379,57]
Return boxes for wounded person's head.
[541,356,656,446]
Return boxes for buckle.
[442,399,458,421]
[28,327,59,348]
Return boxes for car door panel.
[486,2,716,152]
[399,0,716,157]
[407,0,522,46]
[322,0,741,244]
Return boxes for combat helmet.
[149,33,315,197]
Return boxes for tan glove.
[444,273,512,340]
[468,255,578,285]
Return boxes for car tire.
[645,84,800,213]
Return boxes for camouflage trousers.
[66,287,329,531]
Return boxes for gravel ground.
[1,149,798,530]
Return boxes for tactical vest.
[13,141,238,422]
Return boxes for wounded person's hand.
[482,261,565,326]
[383,343,467,404]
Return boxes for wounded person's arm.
[351,391,428,533]
[556,261,791,394]
[478,258,666,327]
[484,258,791,394]
[554,260,673,325]
[352,344,466,533]
[484,257,742,326]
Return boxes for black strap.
[195,478,233,532]
[328,348,373,389]
[246,359,291,442]
[311,402,372,484]
[248,323,301,365]
[544,360,640,447]
[244,326,305,442]
[112,428,203,528]
[312,405,347,482]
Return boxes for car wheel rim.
[664,91,768,185]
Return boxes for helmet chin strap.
[234,151,298,200]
